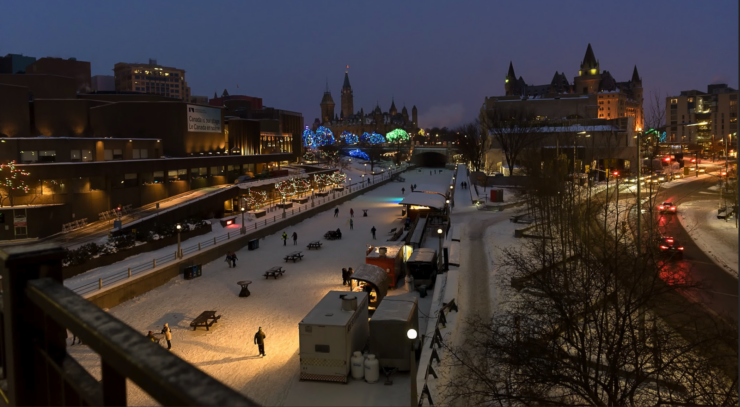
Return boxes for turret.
[389,98,397,116]
[574,43,602,95]
[412,105,418,127]
[320,80,335,125]
[402,105,409,122]
[341,71,354,119]
[505,61,516,96]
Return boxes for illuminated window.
[20,150,37,163]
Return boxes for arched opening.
[412,152,447,167]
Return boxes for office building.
[113,59,190,100]
[665,84,738,150]
[0,53,37,74]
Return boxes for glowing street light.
[407,328,418,406]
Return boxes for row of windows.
[19,149,150,163]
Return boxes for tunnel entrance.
[411,152,447,167]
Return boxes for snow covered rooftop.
[371,297,417,322]
[412,183,449,195]
[300,291,368,327]
[408,248,436,263]
[366,244,411,259]
[398,193,446,210]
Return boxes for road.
[636,166,738,325]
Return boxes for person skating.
[402,187,405,194]
[281,232,288,246]
[371,226,376,240]
[349,218,354,230]
[224,253,233,268]
[342,268,349,286]
[161,323,172,350]
[292,232,298,245]
[334,207,339,217]
[231,252,238,267]
[350,208,354,217]
[254,327,267,357]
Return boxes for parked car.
[655,236,684,259]
[234,175,252,184]
[658,201,677,214]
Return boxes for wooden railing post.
[153,259,156,268]
[99,278,102,290]
[128,268,131,278]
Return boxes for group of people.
[460,181,468,189]
[224,251,239,267]
[341,267,354,286]
[281,231,298,246]
[146,323,172,350]
[143,323,266,357]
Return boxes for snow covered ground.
[678,201,739,277]
[68,165,452,406]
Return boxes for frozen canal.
[68,166,456,406]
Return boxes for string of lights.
[0,160,30,192]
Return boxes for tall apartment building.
[113,59,191,100]
[26,57,91,92]
[666,84,738,148]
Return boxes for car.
[655,236,684,259]
[658,201,677,214]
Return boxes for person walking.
[254,327,266,357]
[281,232,288,246]
[349,218,354,230]
[231,252,238,267]
[224,253,233,268]
[292,232,298,245]
[342,268,348,286]
[371,226,376,240]
[161,323,172,350]
[350,208,354,217]
[334,207,339,217]
[410,184,414,192]
[402,187,405,194]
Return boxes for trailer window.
[315,344,330,353]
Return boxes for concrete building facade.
[665,84,738,152]
[91,75,114,92]
[0,53,37,74]
[26,57,92,93]
[113,59,191,100]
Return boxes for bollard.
[153,259,156,268]
[255,222,257,229]
[264,219,267,225]
[128,268,131,278]
[228,232,230,239]
[214,237,217,245]
[198,242,201,250]
[274,216,276,222]
[99,278,102,289]
[292,209,294,215]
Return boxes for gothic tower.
[402,105,409,123]
[374,102,383,125]
[341,71,353,119]
[631,65,644,130]
[320,80,335,125]
[505,61,516,96]
[573,43,602,95]
[412,105,418,127]
[389,97,397,116]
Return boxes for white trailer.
[298,291,369,383]
[369,297,419,371]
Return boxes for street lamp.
[364,163,367,174]
[240,207,246,234]
[282,197,287,218]
[176,224,182,258]
[437,228,444,271]
[407,328,418,407]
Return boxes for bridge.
[410,146,455,166]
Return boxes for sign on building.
[186,105,221,133]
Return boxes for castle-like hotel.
[316,70,419,135]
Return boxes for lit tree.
[0,160,30,207]
[243,188,267,210]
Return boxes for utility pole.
[636,131,641,254]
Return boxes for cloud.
[418,103,465,129]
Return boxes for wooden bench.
[284,251,304,262]
[190,311,221,331]
[307,241,323,250]
[263,266,285,279]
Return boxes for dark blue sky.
[3,1,737,128]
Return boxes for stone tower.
[574,43,602,95]
[389,98,397,116]
[505,61,517,96]
[320,80,335,125]
[412,105,418,126]
[402,105,409,122]
[341,71,353,119]
[374,102,383,125]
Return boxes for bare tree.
[455,120,488,172]
[483,106,542,176]
[440,172,738,406]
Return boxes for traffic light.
[612,171,619,177]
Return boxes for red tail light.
[666,239,674,243]
[660,245,669,249]
[678,247,684,251]
[670,207,676,211]
[659,206,665,210]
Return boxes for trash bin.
[248,239,260,250]
[184,264,202,280]
[418,285,427,298]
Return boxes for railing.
[71,168,404,296]
[417,298,458,407]
[0,244,257,406]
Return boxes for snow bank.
[678,201,738,277]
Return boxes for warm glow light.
[407,328,417,340]
[437,228,443,235]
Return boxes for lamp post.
[349,178,352,192]
[364,163,367,174]
[176,224,182,258]
[362,174,365,186]
[240,207,246,235]
[437,228,444,271]
[282,197,286,218]
[407,328,418,407]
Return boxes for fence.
[417,298,458,407]
[62,218,88,233]
[98,204,132,221]
[72,168,406,296]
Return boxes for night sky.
[3,1,737,129]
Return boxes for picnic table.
[307,241,323,250]
[237,280,252,297]
[263,266,285,279]
[284,251,304,263]
[190,311,221,331]
[362,209,368,217]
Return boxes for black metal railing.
[1,244,257,406]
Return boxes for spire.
[213,91,217,99]
[550,71,560,84]
[507,61,516,78]
[222,89,229,97]
[343,72,351,89]
[390,97,396,111]
[631,65,641,83]
[581,43,597,69]
[325,78,329,93]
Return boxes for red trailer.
[365,244,412,288]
